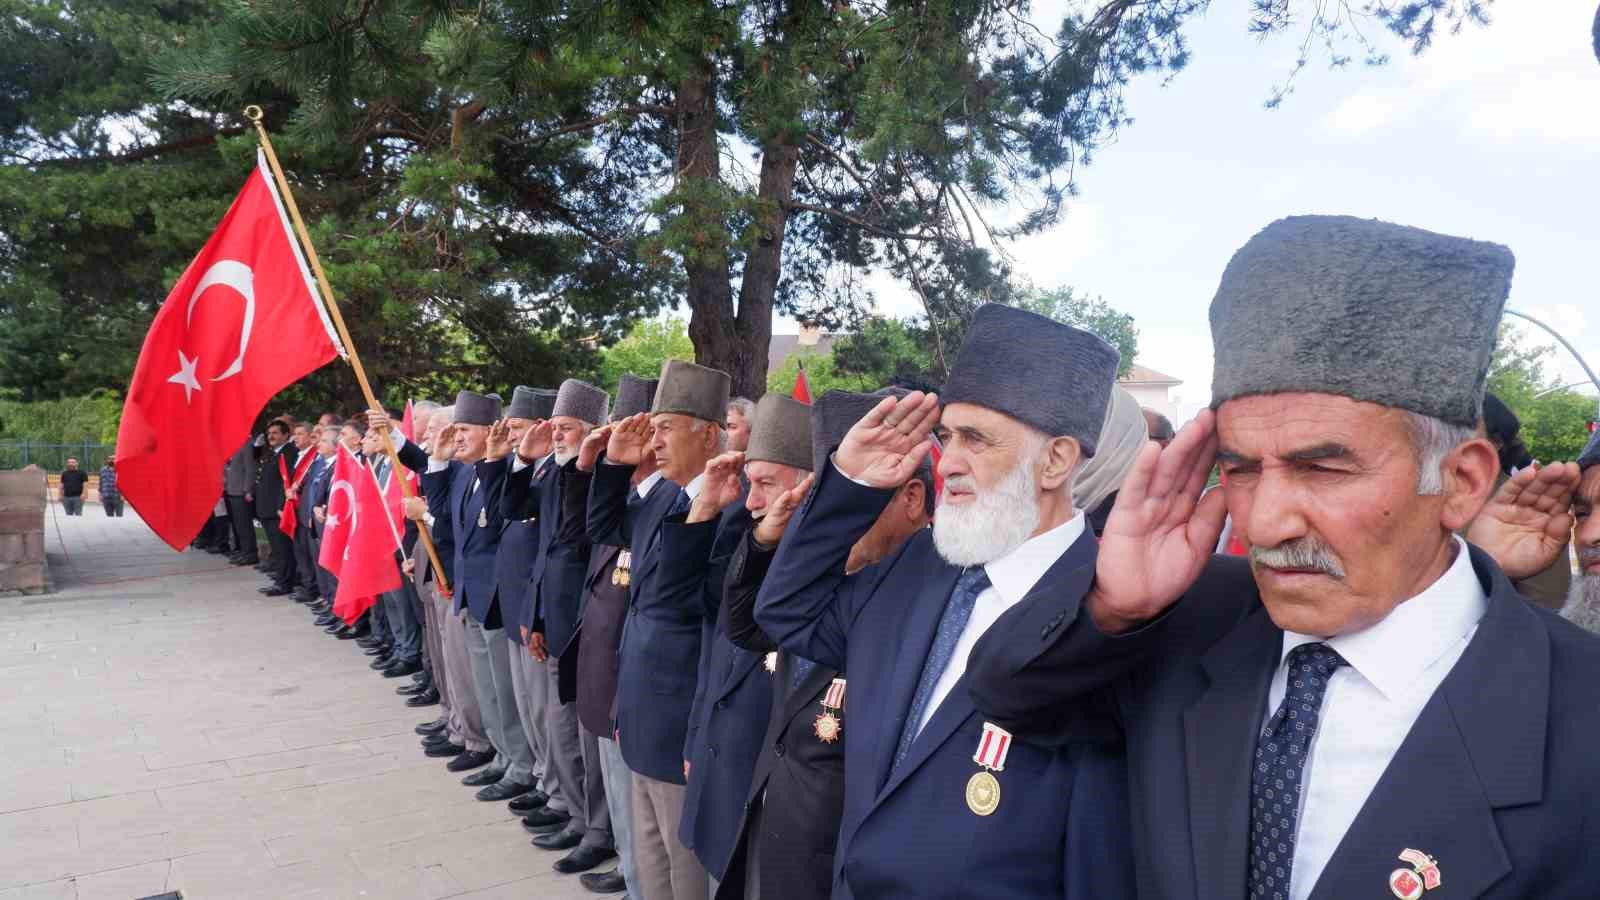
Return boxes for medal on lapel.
[477,507,488,528]
[764,651,778,674]
[1388,849,1441,899]
[612,549,632,587]
[813,677,847,743]
[965,721,1011,817]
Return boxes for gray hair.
[414,400,440,416]
[1404,411,1477,496]
[688,417,729,451]
[728,397,756,420]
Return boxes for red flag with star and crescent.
[116,150,344,550]
[330,454,405,625]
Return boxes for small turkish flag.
[792,362,812,405]
[278,450,316,539]
[331,455,404,624]
[116,151,344,550]
[317,445,362,578]
[399,399,415,443]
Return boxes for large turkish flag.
[116,151,343,550]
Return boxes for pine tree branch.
[38,126,250,167]
[788,203,939,242]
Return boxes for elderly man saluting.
[967,215,1600,900]
[754,304,1134,900]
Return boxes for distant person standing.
[98,458,123,517]
[59,458,88,516]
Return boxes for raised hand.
[528,631,549,662]
[1090,409,1226,634]
[834,391,941,488]
[518,419,555,464]
[1466,461,1579,580]
[486,419,513,459]
[753,472,815,546]
[402,496,428,522]
[364,408,391,435]
[577,425,613,472]
[688,452,745,523]
[606,413,652,467]
[430,424,459,462]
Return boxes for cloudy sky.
[826,0,1600,423]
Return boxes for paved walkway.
[1,503,593,900]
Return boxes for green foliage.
[1487,325,1598,464]
[0,392,123,444]
[596,317,696,394]
[766,349,881,398]
[830,317,939,386]
[1011,287,1139,378]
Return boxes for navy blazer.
[421,456,509,623]
[506,456,592,656]
[967,544,1600,900]
[587,460,696,783]
[298,456,329,529]
[492,454,545,645]
[755,465,1134,900]
[395,438,456,592]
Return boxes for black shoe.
[369,655,394,670]
[324,621,346,634]
[396,678,430,695]
[579,870,626,894]
[253,562,272,573]
[533,829,583,852]
[314,614,337,627]
[444,749,495,771]
[259,585,292,596]
[521,808,572,831]
[422,732,454,748]
[405,688,440,708]
[348,620,372,638]
[424,741,466,758]
[293,592,316,605]
[334,626,360,640]
[383,659,422,678]
[416,718,447,736]
[460,766,506,787]
[356,637,384,649]
[508,791,549,814]
[553,844,615,872]
[476,780,532,802]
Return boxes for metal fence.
[0,441,116,472]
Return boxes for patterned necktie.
[892,567,992,770]
[1248,642,1348,900]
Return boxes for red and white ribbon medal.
[1389,849,1441,899]
[814,677,847,743]
[965,722,1011,816]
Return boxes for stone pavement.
[0,503,595,900]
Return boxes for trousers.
[598,736,638,890]
[382,577,422,663]
[509,646,561,808]
[439,605,490,754]
[631,774,707,900]
[464,618,535,784]
[547,659,612,848]
[226,494,257,559]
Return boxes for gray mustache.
[1578,548,1600,567]
[1250,538,1347,579]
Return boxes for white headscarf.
[1072,387,1148,513]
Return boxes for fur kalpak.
[612,375,658,422]
[652,359,731,425]
[551,378,610,426]
[940,304,1119,457]
[507,386,558,421]
[452,390,501,426]
[1209,215,1514,427]
[745,393,814,472]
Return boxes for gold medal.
[814,711,841,743]
[965,770,1001,816]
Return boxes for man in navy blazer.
[586,359,733,900]
[967,216,1600,900]
[755,305,1135,900]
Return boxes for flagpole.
[243,105,451,598]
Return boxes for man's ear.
[1439,436,1500,532]
[901,477,926,522]
[1037,436,1083,492]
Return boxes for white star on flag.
[166,350,202,403]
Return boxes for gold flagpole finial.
[242,105,264,123]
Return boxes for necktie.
[892,567,991,770]
[669,490,692,518]
[1248,642,1348,900]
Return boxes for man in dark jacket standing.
[224,438,259,565]
[97,459,122,517]
[59,458,87,516]
[254,419,299,595]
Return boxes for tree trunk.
[674,63,742,394]
[731,139,799,399]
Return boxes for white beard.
[1561,574,1600,635]
[554,448,577,467]
[932,459,1041,567]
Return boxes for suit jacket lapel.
[715,645,766,703]
[1307,549,1540,900]
[870,562,961,795]
[782,659,838,730]
[1185,605,1281,900]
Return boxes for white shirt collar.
[981,511,1087,604]
[635,471,664,499]
[1281,536,1486,701]
[682,472,706,501]
[274,443,289,455]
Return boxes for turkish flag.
[278,450,316,539]
[792,363,812,405]
[116,151,344,550]
[399,399,415,443]
[331,457,404,624]
[317,445,362,578]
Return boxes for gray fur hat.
[613,375,658,421]
[1580,429,1600,471]
[1209,215,1514,428]
[452,390,501,426]
[746,394,814,472]
[812,388,935,478]
[552,378,610,426]
[652,359,731,425]
[941,304,1119,457]
[507,386,558,421]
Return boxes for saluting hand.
[430,424,458,463]
[1466,461,1580,580]
[1090,409,1226,634]
[577,425,612,472]
[606,413,652,467]
[688,452,745,523]
[834,391,941,488]
[752,472,815,546]
[517,419,555,464]
[486,419,513,459]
